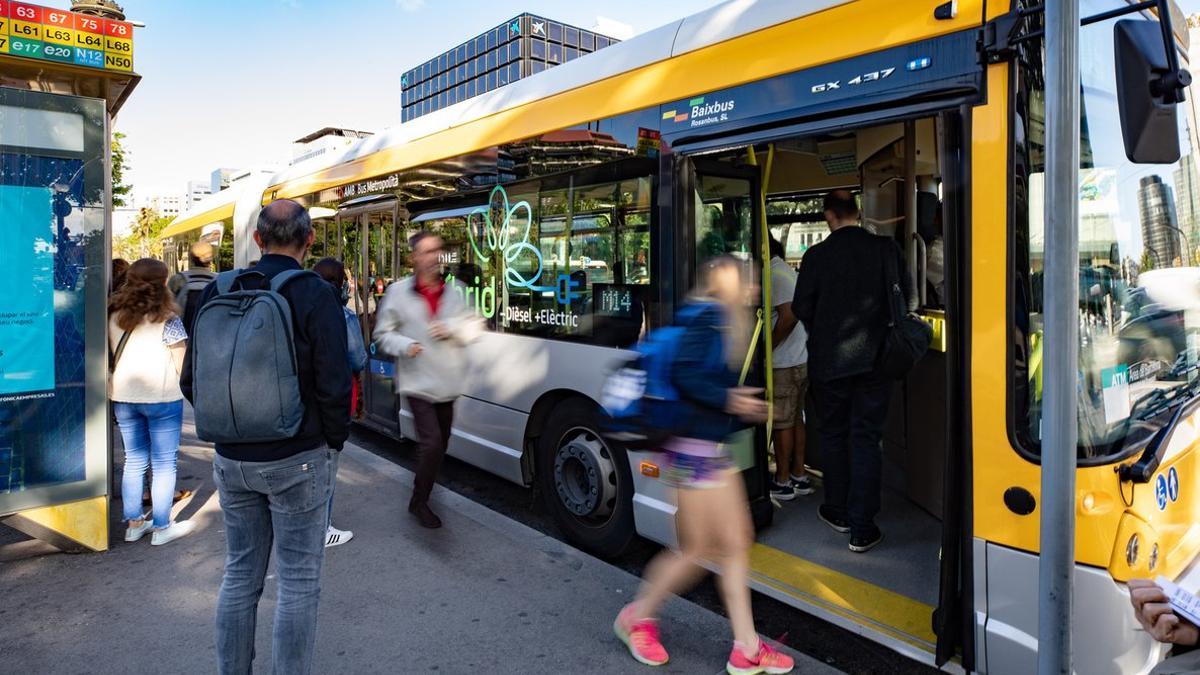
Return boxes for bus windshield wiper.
[1119,377,1200,484]
[1136,378,1200,422]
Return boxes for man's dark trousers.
[812,373,891,538]
[407,396,453,507]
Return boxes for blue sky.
[113,0,1200,201]
[115,0,723,201]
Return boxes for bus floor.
[754,458,942,608]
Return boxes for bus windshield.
[1015,1,1200,460]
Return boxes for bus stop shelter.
[0,0,140,552]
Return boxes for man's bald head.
[822,189,859,231]
[255,199,313,254]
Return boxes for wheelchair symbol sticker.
[1168,467,1180,503]
[1156,474,1169,511]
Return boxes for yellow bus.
[163,1,1200,670]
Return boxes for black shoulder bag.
[878,246,933,380]
[107,328,131,398]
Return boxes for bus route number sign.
[0,1,134,72]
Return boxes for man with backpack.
[181,199,351,675]
[167,241,216,335]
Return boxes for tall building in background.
[145,194,186,218]
[1139,174,1183,267]
[1174,155,1200,262]
[186,180,212,205]
[400,14,619,123]
[210,168,237,193]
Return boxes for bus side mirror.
[1114,19,1190,164]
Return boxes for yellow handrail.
[747,144,776,433]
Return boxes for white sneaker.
[151,520,196,546]
[124,519,154,543]
[325,525,354,548]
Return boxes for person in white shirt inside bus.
[767,235,813,501]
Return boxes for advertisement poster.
[0,185,55,395]
[1101,363,1132,425]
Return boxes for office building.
[186,180,212,205]
[400,14,619,123]
[211,168,237,193]
[1175,156,1200,263]
[1138,174,1183,267]
[145,194,186,218]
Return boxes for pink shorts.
[660,437,734,489]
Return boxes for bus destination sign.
[0,1,134,72]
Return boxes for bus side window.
[490,173,653,345]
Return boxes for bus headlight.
[1127,533,1140,566]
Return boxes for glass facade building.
[400,14,619,123]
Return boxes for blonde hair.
[697,255,753,371]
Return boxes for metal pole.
[1039,1,1080,673]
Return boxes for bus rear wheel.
[537,399,636,558]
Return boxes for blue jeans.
[114,400,184,528]
[213,446,335,675]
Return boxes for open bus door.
[675,154,773,529]
[336,196,402,435]
[931,107,971,669]
[669,109,972,666]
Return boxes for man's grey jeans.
[213,446,336,675]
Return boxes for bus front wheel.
[537,398,636,558]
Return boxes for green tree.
[1139,248,1155,273]
[113,207,171,260]
[111,131,132,208]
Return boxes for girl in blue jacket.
[614,256,794,675]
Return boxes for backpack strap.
[270,269,319,292]
[215,269,243,296]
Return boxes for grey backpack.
[173,269,216,320]
[190,269,314,444]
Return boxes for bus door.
[677,155,772,527]
[336,197,401,434]
[362,204,400,430]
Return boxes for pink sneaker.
[726,640,794,675]
[614,603,669,666]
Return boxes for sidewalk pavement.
[1,419,842,674]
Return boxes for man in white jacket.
[374,231,481,528]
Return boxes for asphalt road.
[350,425,939,675]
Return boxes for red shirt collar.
[414,277,445,315]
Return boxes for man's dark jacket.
[792,226,909,383]
[180,254,352,462]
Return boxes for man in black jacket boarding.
[793,190,908,554]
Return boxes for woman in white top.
[108,258,195,546]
